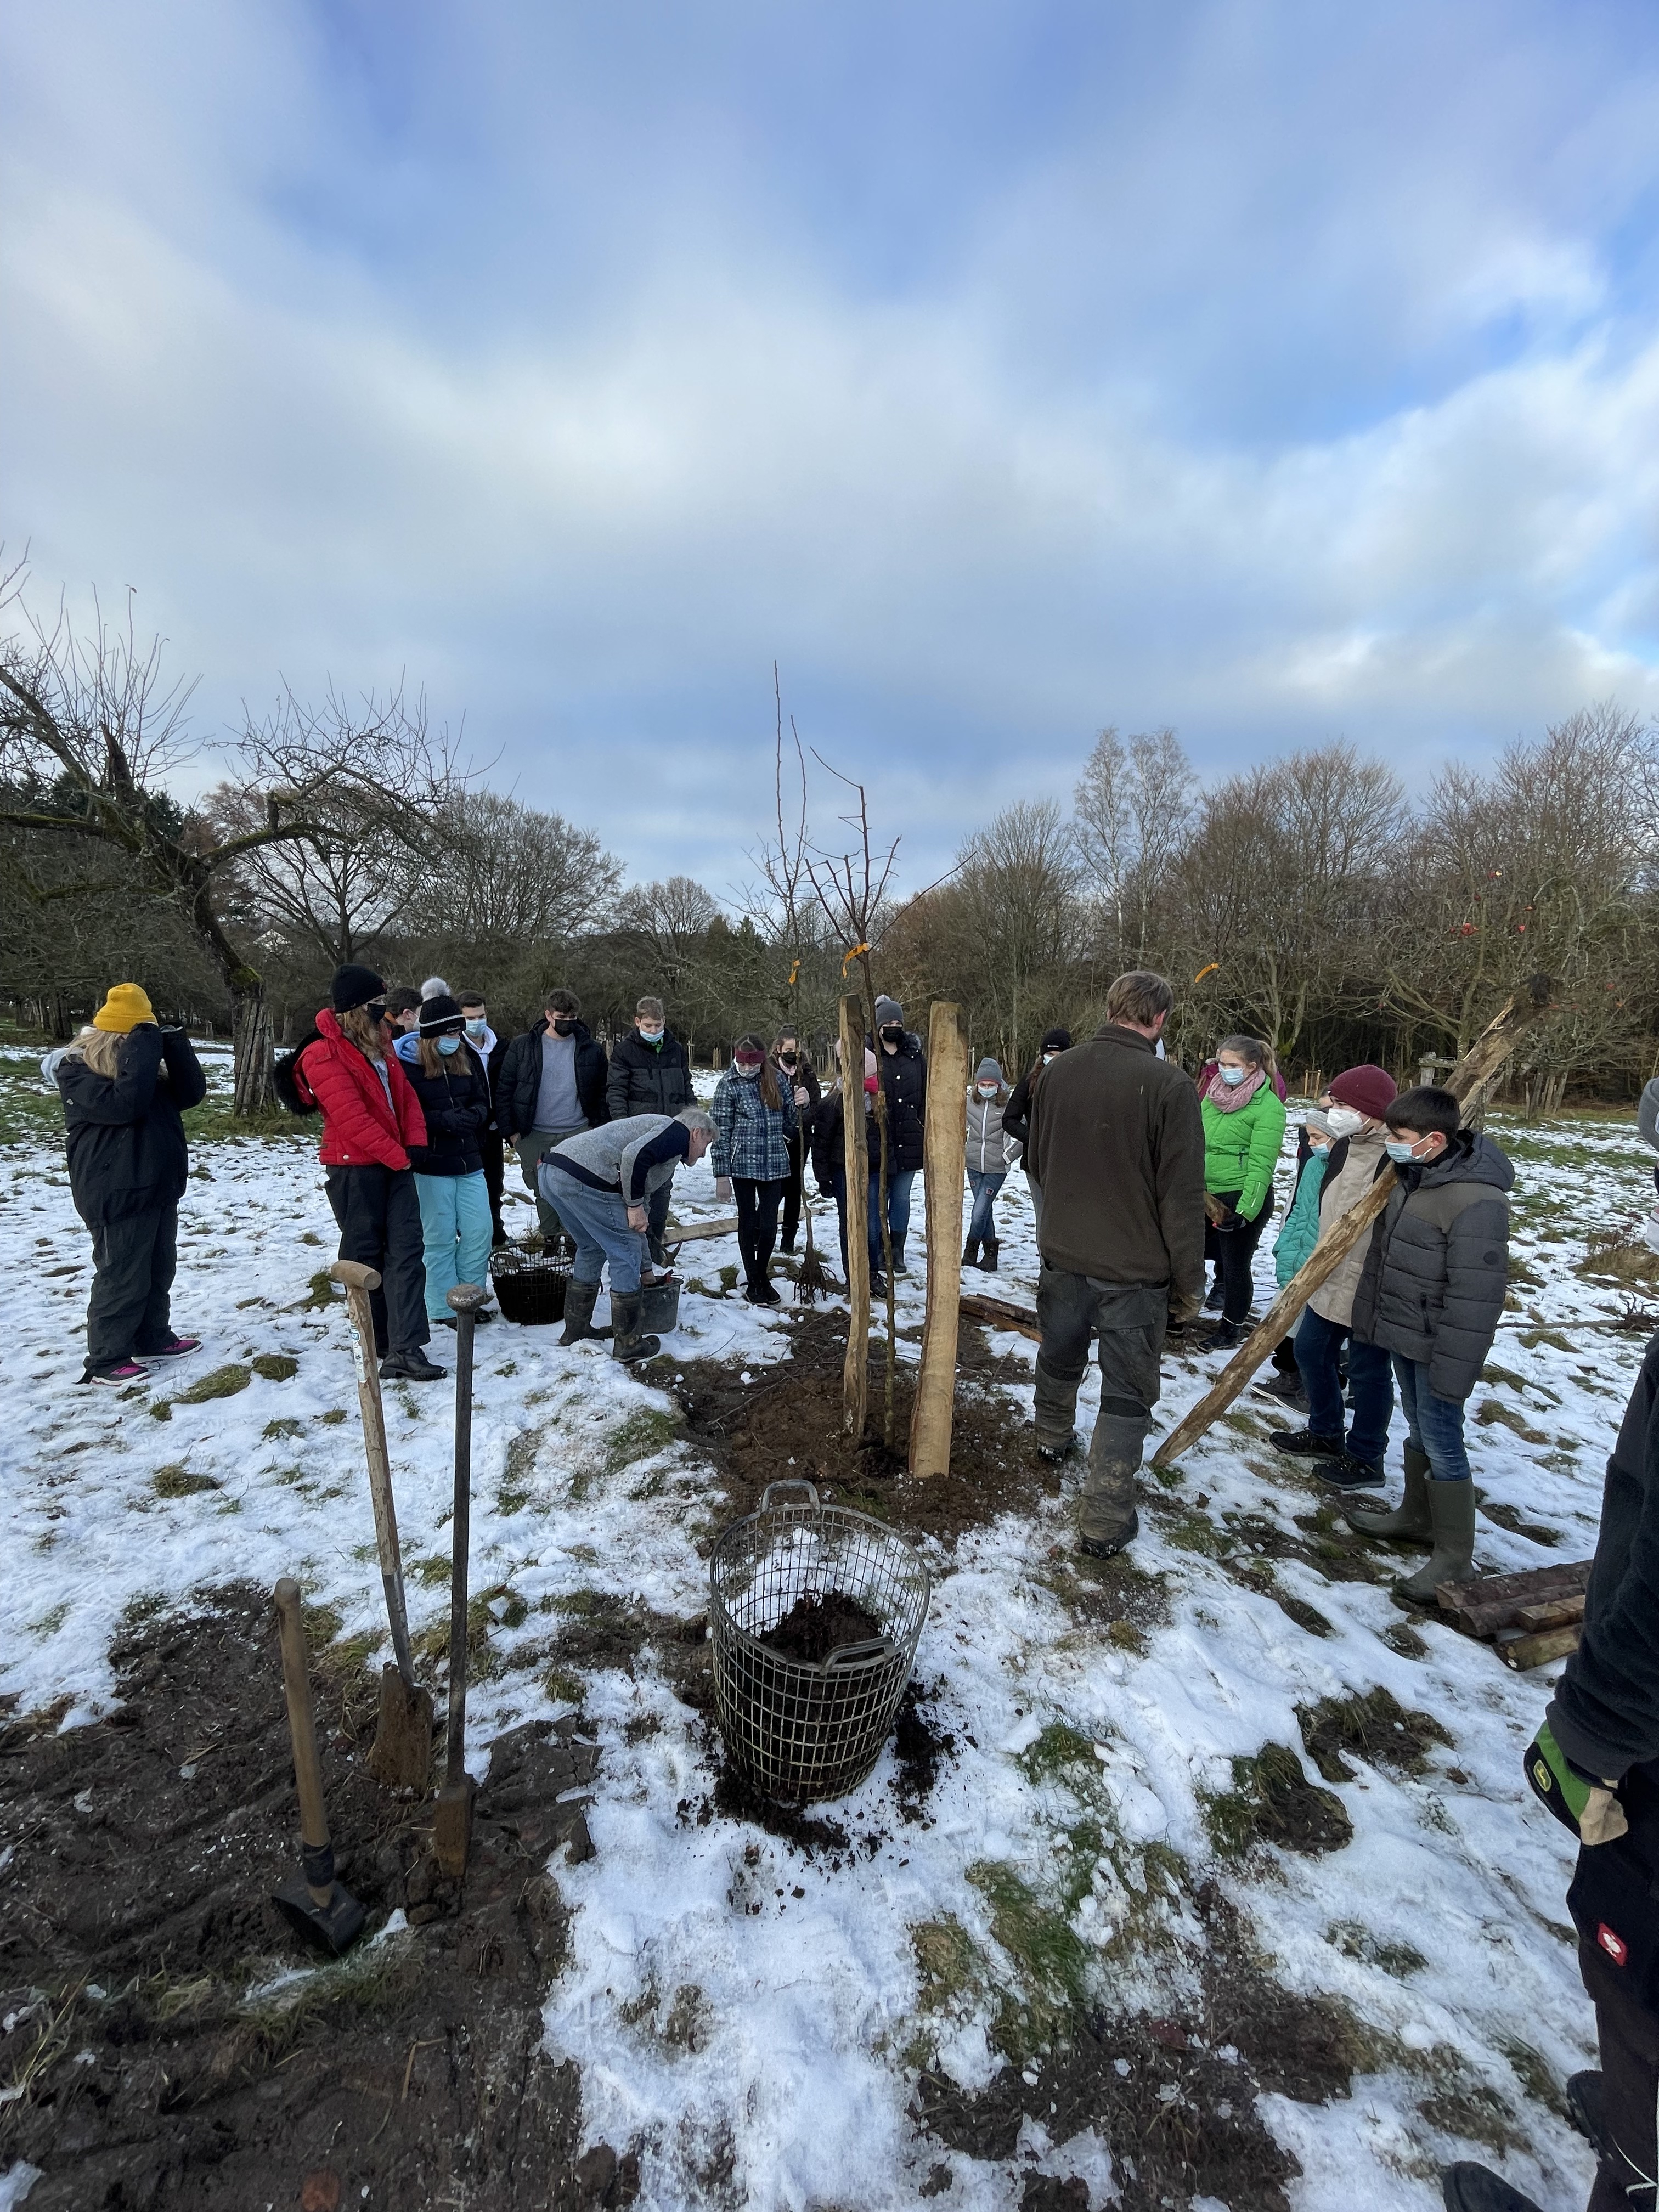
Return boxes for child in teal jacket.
[1274,1118,1331,1288]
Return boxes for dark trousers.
[1294,1307,1394,1465]
[735,1176,788,1289]
[324,1165,430,1356]
[647,1178,673,1261]
[1204,1188,1274,1324]
[1583,1937,1659,2211]
[480,1130,506,1242]
[86,1204,178,1368]
[1034,1267,1167,1545]
[780,1128,806,1249]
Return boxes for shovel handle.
[443,1282,484,1791]
[273,1579,334,1905]
[330,1260,415,1683]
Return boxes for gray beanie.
[874,996,905,1028]
[975,1057,1004,1084]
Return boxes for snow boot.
[1268,1427,1344,1460]
[1439,2163,1544,2212]
[890,1242,910,1276]
[1257,1367,1305,1402]
[962,1237,981,1269]
[1342,1445,1432,1539]
[1192,1318,1242,1352]
[1393,1476,1476,1607]
[560,1278,606,1345]
[609,1291,661,1364]
[379,1348,446,1383]
[980,1238,1000,1273]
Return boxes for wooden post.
[1153,978,1554,1470]
[839,994,871,1438]
[909,1002,968,1476]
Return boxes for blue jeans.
[1294,1307,1393,1466]
[414,1171,494,1323]
[537,1167,645,1294]
[868,1167,917,1263]
[967,1170,1006,1243]
[1392,1355,1472,1481]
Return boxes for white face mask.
[977,1083,998,1098]
[1218,1065,1247,1086]
[1325,1105,1366,1138]
[464,1017,486,1039]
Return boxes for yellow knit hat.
[93,983,157,1034]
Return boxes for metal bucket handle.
[821,1636,894,1671]
[759,1479,820,1511]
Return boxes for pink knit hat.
[1328,1064,1398,1120]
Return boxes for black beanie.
[1040,1026,1072,1052]
[417,992,465,1036]
[331,963,386,1012]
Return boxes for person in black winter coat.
[496,988,611,1242]
[606,996,695,1262]
[771,1026,821,1254]
[57,983,208,1385]
[458,989,511,1246]
[393,994,495,1327]
[871,996,927,1273]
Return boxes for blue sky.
[4,0,1658,898]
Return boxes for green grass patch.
[298,1269,340,1310]
[498,1430,540,1514]
[316,1407,348,1426]
[1200,1743,1353,1860]
[1297,1685,1451,1783]
[152,1463,220,1498]
[966,1859,1092,2062]
[251,1352,299,1383]
[262,1417,304,1441]
[602,1405,684,1476]
[173,1363,252,1404]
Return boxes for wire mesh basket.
[709,1481,931,1804]
[489,1236,572,1326]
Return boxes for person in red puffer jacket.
[294,964,445,1382]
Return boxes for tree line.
[3,564,1655,1110]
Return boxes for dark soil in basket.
[759,1588,883,1662]
[0,1585,634,2211]
[665,1308,1057,1546]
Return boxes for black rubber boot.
[962,1237,981,1269]
[1440,2162,1544,2212]
[1343,1445,1432,1539]
[608,1291,661,1364]
[981,1238,1000,1273]
[560,1278,605,1345]
[1394,1476,1476,1607]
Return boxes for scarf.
[1204,1063,1267,1113]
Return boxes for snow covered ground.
[3,1041,1652,2210]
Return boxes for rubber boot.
[1342,1444,1431,1539]
[962,1237,981,1269]
[980,1238,999,1273]
[1439,2162,1544,2212]
[608,1290,661,1364]
[1392,1476,1475,1607]
[1079,1413,1148,1557]
[560,1278,605,1346]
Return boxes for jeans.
[414,1170,494,1323]
[1294,1307,1393,1465]
[86,1204,178,1368]
[537,1168,645,1294]
[868,1166,917,1265]
[1203,1188,1274,1323]
[735,1176,788,1289]
[967,1170,1006,1244]
[324,1165,430,1356]
[516,1126,586,1240]
[1391,1354,1471,1481]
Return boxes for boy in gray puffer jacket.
[1344,1085,1513,1605]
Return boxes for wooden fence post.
[1152,978,1555,1470]
[909,1002,968,1477]
[839,994,871,1439]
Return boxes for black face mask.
[880,1025,904,1045]
[778,1051,798,1067]
[550,1018,576,1036]
[362,1002,387,1024]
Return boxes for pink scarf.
[1204,1063,1267,1113]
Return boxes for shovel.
[434,1280,488,1878]
[271,1579,366,1955]
[331,1259,433,1792]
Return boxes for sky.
[4,0,1659,901]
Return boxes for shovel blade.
[433,1776,476,1880]
[367,1663,435,1792]
[273,1871,367,1956]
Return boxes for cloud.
[3,0,1659,896]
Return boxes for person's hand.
[1214,1210,1242,1233]
[627,1204,648,1233]
[1582,1786,1630,1846]
[1169,1287,1204,1328]
[1203,1193,1229,1227]
[714,1176,733,1202]
[794,1086,811,1105]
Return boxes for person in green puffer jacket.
[1196,1033,1287,1350]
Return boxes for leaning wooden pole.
[839,993,872,1438]
[909,1002,968,1477]
[1152,977,1555,1470]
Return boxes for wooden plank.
[839,994,871,1439]
[960,1291,1042,1341]
[1497,1624,1582,1671]
[1515,1594,1587,1632]
[662,1217,741,1244]
[1435,1559,1592,1639]
[1152,977,1556,1470]
[910,1003,968,1477]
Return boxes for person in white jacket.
[964,1057,1020,1271]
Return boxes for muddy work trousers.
[1034,1267,1166,1548]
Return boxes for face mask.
[977,1084,998,1098]
[1325,1105,1365,1138]
[1218,1065,1246,1087]
[778,1051,798,1066]
[1042,1051,1056,1064]
[735,1055,763,1074]
[1307,1137,1331,1154]
[638,1027,663,1046]
[1385,1138,1420,1164]
[464,1017,486,1039]
[551,1018,575,1036]
[880,1025,904,1045]
[437,1035,461,1056]
[362,1002,387,1025]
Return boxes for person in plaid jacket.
[710,1033,798,1306]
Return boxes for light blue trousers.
[414,1171,494,1321]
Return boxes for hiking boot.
[560,1278,606,1345]
[138,1334,201,1361]
[1315,1449,1386,1489]
[609,1291,661,1363]
[1192,1319,1242,1352]
[1393,1476,1476,1607]
[1036,1430,1082,1465]
[1080,1511,1139,1561]
[380,1349,446,1383]
[1439,2163,1544,2212]
[84,1358,151,1386]
[745,1279,782,1307]
[1268,1427,1344,1459]
[1342,1446,1432,1541]
[1566,2070,1610,2162]
[1256,1368,1305,1402]
[962,1237,981,1269]
[980,1238,1000,1273]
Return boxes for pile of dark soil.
[667,1308,1053,1545]
[916,1879,1366,2212]
[759,1588,882,1662]
[0,1585,629,2211]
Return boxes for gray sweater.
[540,1113,687,1206]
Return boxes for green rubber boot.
[1392,1475,1476,1608]
[1342,1444,1432,1541]
[609,1290,661,1365]
[560,1278,606,1346]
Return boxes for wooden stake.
[1152,977,1555,1470]
[910,1002,968,1476]
[839,994,871,1438]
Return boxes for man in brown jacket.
[1026,970,1206,1557]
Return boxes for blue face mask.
[1220,1065,1246,1086]
[437,1035,462,1056]
[1385,1138,1419,1163]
